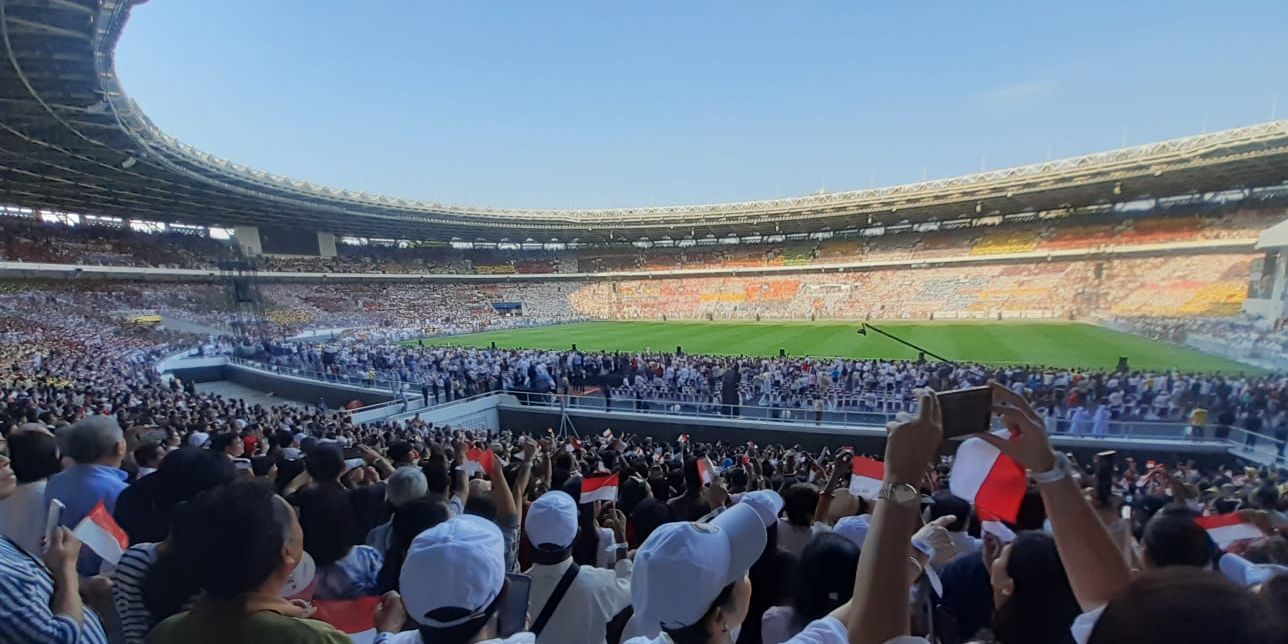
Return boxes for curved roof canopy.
[2,0,1287,242]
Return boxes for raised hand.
[883,389,942,485]
[976,381,1057,472]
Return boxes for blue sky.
[116,1,1287,209]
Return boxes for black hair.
[274,429,295,449]
[9,430,60,483]
[376,498,450,593]
[170,481,294,602]
[1142,513,1213,568]
[208,432,241,455]
[1089,568,1285,644]
[618,476,650,518]
[305,444,344,481]
[133,442,164,469]
[992,532,1080,644]
[274,456,305,496]
[421,454,451,496]
[662,582,736,644]
[790,532,859,630]
[387,441,415,465]
[929,491,971,532]
[783,483,819,527]
[291,483,356,567]
[154,448,237,529]
[250,455,276,477]
[682,458,703,498]
[464,494,497,522]
[1254,484,1280,511]
[628,498,672,549]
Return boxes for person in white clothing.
[522,491,632,644]
[374,514,533,644]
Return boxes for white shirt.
[525,557,632,644]
[0,480,47,554]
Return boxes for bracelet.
[907,555,925,576]
[1032,452,1072,485]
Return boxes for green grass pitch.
[408,321,1256,374]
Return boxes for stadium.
[2,3,1288,644]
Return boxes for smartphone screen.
[44,499,65,553]
[936,387,993,438]
[498,573,532,637]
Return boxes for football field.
[410,321,1255,373]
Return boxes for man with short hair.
[522,491,632,644]
[44,416,129,575]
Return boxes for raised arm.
[844,390,942,644]
[511,437,537,508]
[979,383,1131,611]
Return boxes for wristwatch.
[1032,452,1073,485]
[878,482,920,507]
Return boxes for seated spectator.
[0,428,61,554]
[45,415,129,575]
[374,514,534,643]
[523,491,632,644]
[145,481,350,644]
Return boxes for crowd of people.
[1,205,1278,276]
[259,339,1288,440]
[2,376,1287,644]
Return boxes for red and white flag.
[697,457,715,485]
[949,434,1027,523]
[462,447,495,478]
[72,501,128,566]
[580,473,620,504]
[313,596,380,644]
[849,457,885,498]
[1196,514,1264,550]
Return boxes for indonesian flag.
[72,501,128,566]
[697,457,714,485]
[949,434,1027,523]
[462,447,494,478]
[580,473,620,504]
[849,457,885,498]
[1196,514,1264,550]
[313,596,380,644]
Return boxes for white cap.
[1219,552,1288,588]
[632,503,766,630]
[526,491,579,549]
[281,551,316,599]
[188,431,210,448]
[400,515,506,627]
[739,490,784,528]
[833,514,872,548]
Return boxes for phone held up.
[497,572,532,637]
[43,498,66,553]
[934,386,994,439]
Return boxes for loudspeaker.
[1116,356,1129,372]
[779,348,786,358]
[676,345,683,355]
[490,341,497,350]
[572,343,578,352]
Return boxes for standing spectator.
[44,416,128,576]
[291,481,383,600]
[523,491,632,644]
[0,428,61,554]
[760,532,859,644]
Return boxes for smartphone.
[44,499,65,553]
[936,387,993,438]
[497,572,532,637]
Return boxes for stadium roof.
[2,0,1287,243]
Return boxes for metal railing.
[224,356,1281,456]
